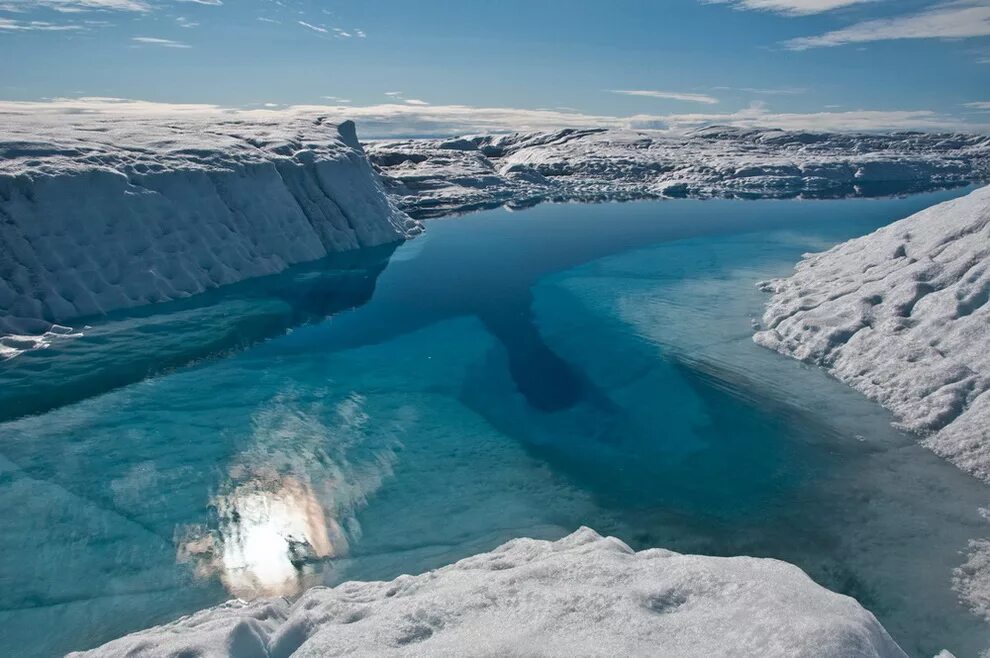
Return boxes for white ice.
[69,527,905,658]
[368,127,990,217]
[0,113,420,352]
[754,185,990,484]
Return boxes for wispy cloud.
[2,96,984,137]
[0,17,83,29]
[297,20,327,33]
[132,36,190,48]
[703,0,873,16]
[785,0,990,49]
[609,89,720,105]
[713,86,807,95]
[5,0,151,11]
[965,101,990,110]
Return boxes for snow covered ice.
[754,185,990,484]
[368,127,990,217]
[0,111,420,350]
[69,528,906,658]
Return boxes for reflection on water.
[0,244,397,422]
[176,390,402,598]
[179,472,334,598]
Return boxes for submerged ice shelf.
[71,528,905,658]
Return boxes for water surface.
[1,190,988,657]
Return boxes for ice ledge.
[68,528,905,658]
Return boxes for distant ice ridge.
[0,114,420,351]
[754,185,990,484]
[68,527,905,658]
[368,127,990,217]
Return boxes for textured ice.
[368,127,990,217]
[0,113,420,349]
[754,185,990,483]
[69,528,905,658]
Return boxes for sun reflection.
[178,470,342,598]
[176,390,406,599]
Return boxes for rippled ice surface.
[2,191,989,657]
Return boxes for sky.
[1,0,989,135]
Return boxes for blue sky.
[1,0,989,134]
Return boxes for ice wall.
[0,115,420,338]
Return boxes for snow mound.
[368,128,990,217]
[754,185,990,482]
[0,113,420,350]
[69,528,905,658]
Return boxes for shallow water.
[1,190,988,657]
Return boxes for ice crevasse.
[0,116,420,341]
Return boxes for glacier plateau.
[368,127,990,218]
[68,528,905,658]
[0,113,420,346]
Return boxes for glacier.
[68,528,905,658]
[3,110,989,350]
[0,113,420,350]
[754,185,990,484]
[368,127,990,218]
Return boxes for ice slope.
[68,528,905,658]
[754,185,990,484]
[368,127,990,217]
[0,114,420,347]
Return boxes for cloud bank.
[0,97,986,137]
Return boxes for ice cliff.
[68,528,905,658]
[755,185,990,484]
[368,127,990,217]
[0,113,420,347]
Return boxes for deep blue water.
[1,190,989,657]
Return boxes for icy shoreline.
[69,528,906,658]
[754,185,990,484]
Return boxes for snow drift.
[0,113,420,349]
[68,528,905,658]
[754,185,990,483]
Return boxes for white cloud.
[713,86,807,95]
[132,35,190,47]
[297,20,327,33]
[404,99,429,106]
[0,96,984,137]
[704,0,873,16]
[2,0,151,11]
[785,0,990,49]
[0,16,83,28]
[609,89,720,105]
[965,101,990,109]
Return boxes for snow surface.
[68,527,905,658]
[0,113,420,350]
[754,185,990,483]
[368,127,990,217]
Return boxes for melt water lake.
[2,190,989,657]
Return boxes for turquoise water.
[2,191,989,657]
